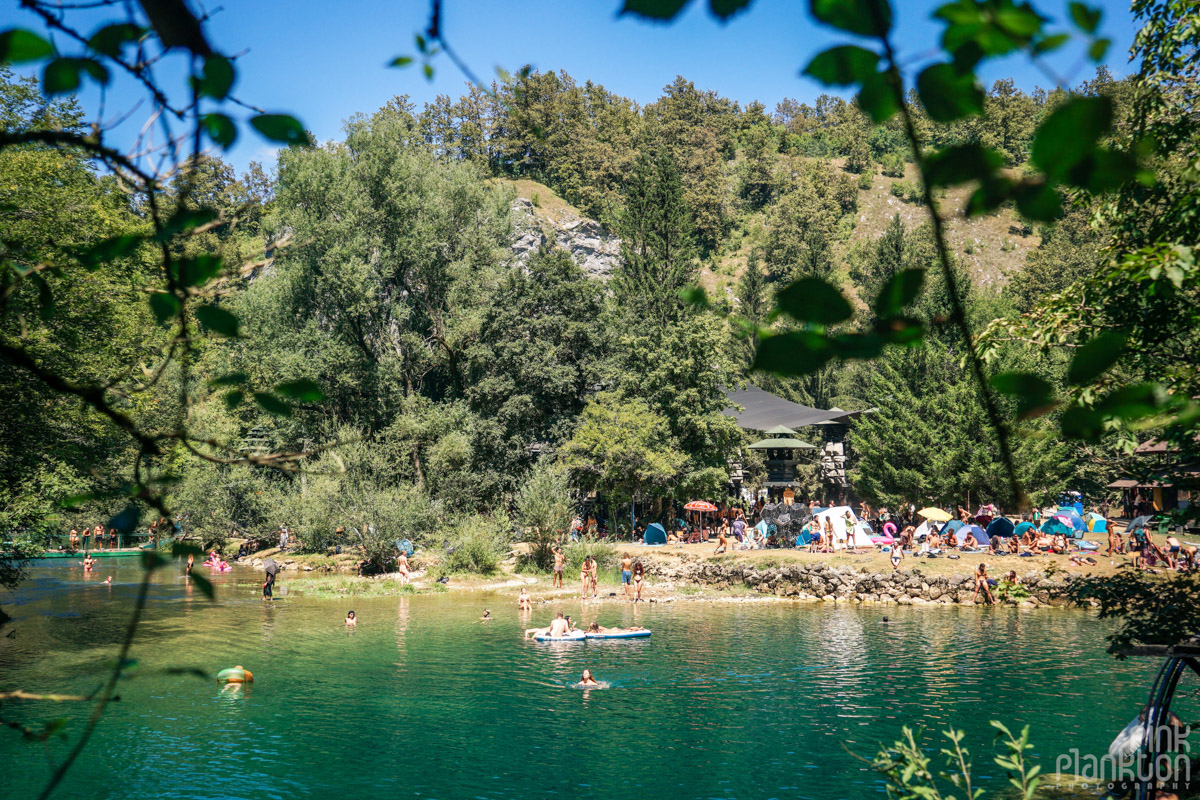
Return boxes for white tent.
[814,506,873,550]
[913,521,932,541]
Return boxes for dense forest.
[0,29,1193,563]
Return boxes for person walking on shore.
[552,546,564,588]
[621,553,633,600]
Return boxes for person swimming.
[345,610,357,626]
[577,669,599,687]
[518,587,531,610]
[480,609,491,621]
[82,555,95,572]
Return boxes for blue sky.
[2,0,1142,173]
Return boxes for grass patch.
[288,575,423,599]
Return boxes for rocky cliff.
[508,193,621,280]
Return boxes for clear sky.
[2,0,1142,173]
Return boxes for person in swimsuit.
[480,610,491,622]
[82,554,95,572]
[518,587,531,610]
[890,542,903,571]
[588,556,599,597]
[632,561,645,602]
[962,531,977,550]
[93,524,104,551]
[552,546,564,588]
[186,552,194,575]
[1165,536,1182,568]
[971,563,995,605]
[548,612,569,637]
[345,610,357,626]
[69,528,79,551]
[713,526,729,555]
[578,669,599,687]
[621,553,633,599]
[396,551,410,584]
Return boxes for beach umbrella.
[684,500,719,512]
[919,507,953,522]
[262,557,278,576]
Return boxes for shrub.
[439,512,512,575]
[880,152,906,178]
[531,191,541,207]
[563,538,617,575]
[858,171,873,190]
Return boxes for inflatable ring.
[883,522,897,537]
[217,665,254,683]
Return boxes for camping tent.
[985,517,1015,540]
[643,523,667,545]
[1056,507,1088,532]
[914,521,932,541]
[1014,521,1036,538]
[955,525,990,546]
[1040,518,1073,536]
[1087,513,1108,534]
[814,506,873,550]
[941,520,965,537]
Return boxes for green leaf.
[254,392,293,417]
[830,331,885,359]
[752,331,834,376]
[775,277,854,325]
[917,63,984,122]
[619,0,690,19]
[708,0,754,20]
[195,304,240,337]
[803,45,880,86]
[0,29,54,63]
[1060,403,1104,440]
[1096,383,1165,420]
[856,71,900,123]
[923,144,1004,187]
[80,234,144,269]
[42,58,82,96]
[1032,32,1070,55]
[809,0,893,37]
[873,317,924,345]
[422,63,434,80]
[1031,96,1112,179]
[1067,331,1126,385]
[88,23,145,57]
[873,268,925,318]
[275,379,324,403]
[680,285,710,309]
[209,372,248,388]
[991,372,1057,419]
[1088,38,1110,61]
[177,254,223,287]
[107,504,140,534]
[250,114,312,146]
[1068,1,1101,33]
[1067,147,1138,192]
[200,113,237,149]
[196,54,235,99]
[79,58,109,84]
[190,572,215,599]
[149,292,181,323]
[1012,180,1062,222]
[223,389,244,410]
[388,55,414,67]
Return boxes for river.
[0,561,1162,799]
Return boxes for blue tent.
[1014,521,1036,538]
[643,523,667,545]
[955,525,990,545]
[940,520,965,537]
[396,539,414,557]
[1040,518,1072,536]
[1056,507,1088,532]
[986,517,1015,539]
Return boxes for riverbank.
[239,543,1124,606]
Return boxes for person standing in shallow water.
[262,558,279,601]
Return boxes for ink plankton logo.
[1055,721,1192,789]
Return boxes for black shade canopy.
[723,385,850,430]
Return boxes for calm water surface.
[0,561,1158,800]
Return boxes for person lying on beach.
[577,669,600,687]
[1069,554,1098,567]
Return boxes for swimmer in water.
[586,622,647,635]
[518,587,531,610]
[578,669,599,687]
[480,609,491,622]
[345,610,357,626]
[104,575,113,585]
[82,555,95,572]
[881,616,890,624]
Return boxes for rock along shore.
[648,558,1075,606]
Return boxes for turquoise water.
[0,561,1160,799]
